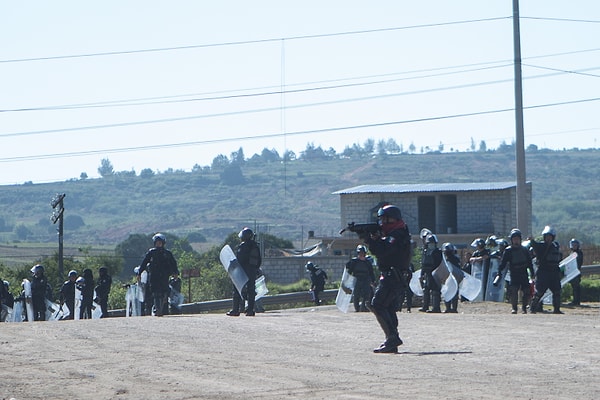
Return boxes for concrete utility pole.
[51,193,66,282]
[512,0,529,235]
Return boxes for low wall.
[261,256,349,285]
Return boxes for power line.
[2,46,598,114]
[0,17,510,64]
[521,16,600,24]
[1,96,598,163]
[2,65,598,140]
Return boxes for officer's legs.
[570,276,581,305]
[227,284,242,316]
[371,277,402,353]
[508,284,519,313]
[530,273,549,314]
[245,275,256,316]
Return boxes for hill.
[0,148,599,253]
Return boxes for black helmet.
[99,266,108,275]
[569,238,580,249]
[31,264,45,275]
[420,228,433,240]
[152,233,166,244]
[485,235,498,247]
[442,242,456,253]
[426,234,438,244]
[68,270,78,277]
[305,261,316,271]
[377,204,402,220]
[471,238,485,248]
[509,229,522,239]
[356,245,367,254]
[542,225,556,238]
[238,227,254,241]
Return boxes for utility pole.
[51,193,66,282]
[512,0,529,235]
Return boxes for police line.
[107,263,599,318]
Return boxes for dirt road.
[2,302,599,400]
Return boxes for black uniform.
[444,252,462,313]
[569,248,584,305]
[308,265,328,306]
[30,275,48,321]
[95,269,112,318]
[365,221,411,352]
[419,245,443,313]
[529,240,563,313]
[59,279,77,320]
[80,270,95,319]
[168,276,183,315]
[140,246,179,316]
[498,245,534,314]
[232,239,262,315]
[346,256,375,312]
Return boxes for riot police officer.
[568,238,584,306]
[497,229,535,314]
[364,204,412,354]
[30,264,49,321]
[529,226,563,314]
[139,233,179,317]
[227,227,262,316]
[442,243,461,313]
[419,233,442,313]
[346,245,375,312]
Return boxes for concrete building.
[262,181,531,285]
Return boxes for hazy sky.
[1,1,599,185]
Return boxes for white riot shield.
[459,272,482,301]
[409,271,424,297]
[74,286,82,320]
[433,258,458,302]
[335,268,356,313]
[91,302,103,319]
[45,300,61,321]
[219,245,249,298]
[485,258,505,302]
[23,279,34,323]
[9,301,23,322]
[255,274,269,300]
[470,260,485,302]
[541,252,580,305]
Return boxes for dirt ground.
[1,301,599,400]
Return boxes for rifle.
[339,222,380,238]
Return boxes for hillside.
[1,148,599,252]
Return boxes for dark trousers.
[371,273,402,343]
[233,270,257,313]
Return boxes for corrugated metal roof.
[332,181,521,195]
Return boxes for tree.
[211,154,230,170]
[479,140,487,152]
[64,215,85,230]
[14,223,32,240]
[470,137,476,152]
[220,164,245,185]
[98,158,114,177]
[408,142,416,154]
[140,168,155,178]
[283,150,296,162]
[363,138,375,155]
[80,172,88,180]
[230,147,245,165]
[260,148,280,163]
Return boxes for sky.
[1,1,599,185]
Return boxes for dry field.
[1,301,599,400]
